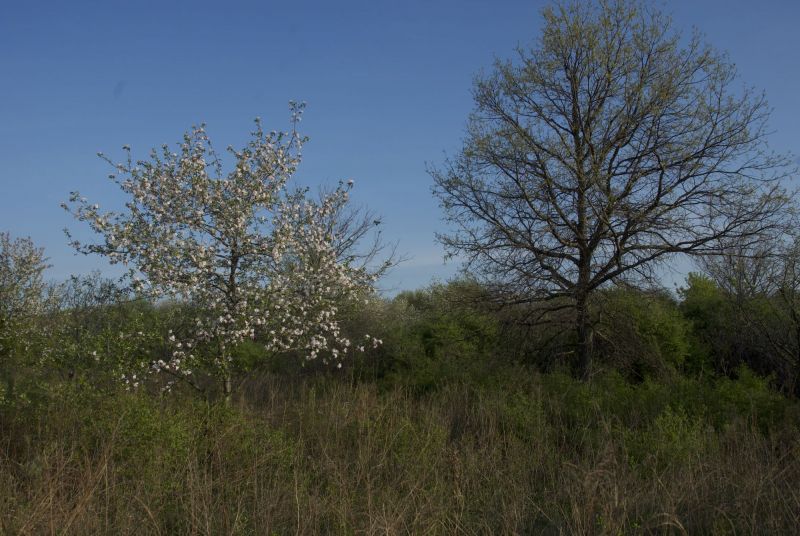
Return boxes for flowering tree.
[64,104,386,398]
[0,232,49,399]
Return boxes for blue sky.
[1,0,798,292]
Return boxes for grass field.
[2,369,798,535]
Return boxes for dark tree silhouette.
[432,0,793,378]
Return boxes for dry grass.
[1,373,798,534]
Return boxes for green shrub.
[624,406,713,469]
[367,281,501,392]
[598,288,693,378]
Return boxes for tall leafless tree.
[432,0,793,378]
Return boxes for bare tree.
[432,0,793,378]
[314,183,400,277]
[695,206,800,298]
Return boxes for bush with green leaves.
[42,273,175,390]
[0,232,50,401]
[678,272,790,383]
[595,288,694,379]
[354,280,501,392]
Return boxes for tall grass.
[2,370,798,534]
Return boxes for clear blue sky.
[1,0,798,292]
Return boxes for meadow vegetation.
[3,0,800,532]
[2,277,800,534]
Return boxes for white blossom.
[64,104,383,392]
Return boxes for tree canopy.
[432,0,793,377]
[64,104,387,397]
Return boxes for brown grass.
[1,374,798,534]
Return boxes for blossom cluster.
[64,104,382,388]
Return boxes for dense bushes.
[679,272,800,394]
[594,288,695,379]
[4,271,800,533]
[4,272,798,401]
[347,276,797,391]
[355,281,502,392]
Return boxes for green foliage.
[679,273,732,372]
[598,288,694,378]
[5,259,800,533]
[711,365,791,429]
[0,232,50,402]
[229,339,272,372]
[679,273,728,326]
[678,272,798,387]
[374,281,501,392]
[56,303,169,383]
[624,406,712,469]
[493,388,547,442]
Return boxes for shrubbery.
[3,233,800,533]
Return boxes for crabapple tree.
[0,232,49,399]
[64,104,386,399]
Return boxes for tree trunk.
[223,370,233,406]
[793,331,800,398]
[576,294,594,381]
